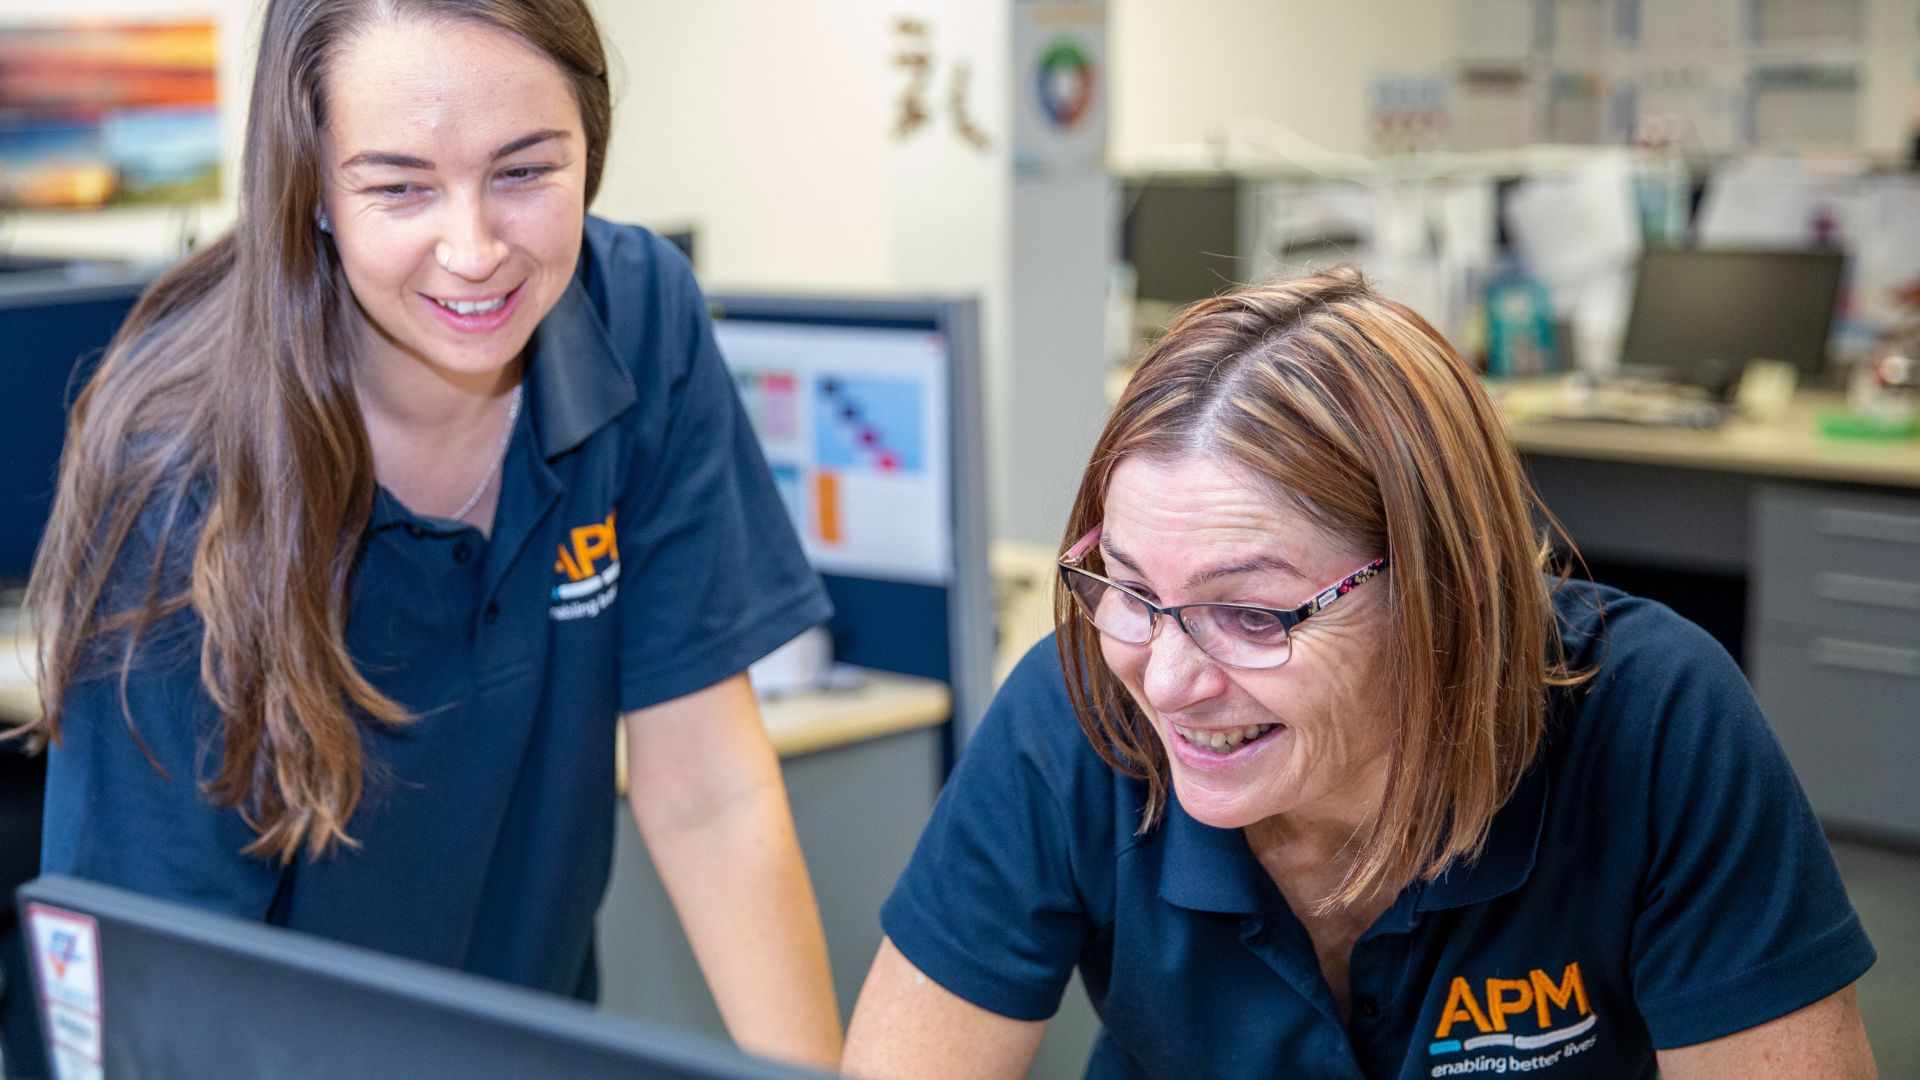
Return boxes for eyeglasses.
[1057,525,1388,670]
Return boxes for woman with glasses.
[842,270,1876,1079]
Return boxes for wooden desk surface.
[755,668,951,758]
[0,627,949,763]
[1501,390,1920,490]
[611,667,948,789]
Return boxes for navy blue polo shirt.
[882,582,1876,1079]
[42,217,830,995]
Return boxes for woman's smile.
[1164,717,1290,774]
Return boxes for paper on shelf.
[1504,154,1642,318]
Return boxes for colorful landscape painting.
[0,20,219,209]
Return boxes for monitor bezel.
[19,874,823,1080]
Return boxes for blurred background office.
[3,1,1918,1078]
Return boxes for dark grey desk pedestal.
[1524,453,1920,845]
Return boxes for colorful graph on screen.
[816,376,924,475]
[716,320,952,585]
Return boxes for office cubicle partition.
[708,294,995,748]
[0,267,154,585]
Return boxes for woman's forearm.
[625,677,841,1071]
[639,776,842,1070]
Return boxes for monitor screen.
[20,875,824,1080]
[715,316,953,587]
[1122,177,1244,305]
[1619,247,1845,390]
[707,294,994,741]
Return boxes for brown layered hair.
[19,0,611,863]
[1057,268,1588,911]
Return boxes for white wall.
[1107,0,1463,168]
[589,1,900,292]
[1861,0,1920,158]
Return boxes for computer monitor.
[1122,176,1249,306]
[1618,247,1845,397]
[19,875,823,1080]
[656,228,697,270]
[0,267,154,585]
[708,294,994,743]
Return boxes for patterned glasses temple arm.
[1304,559,1388,616]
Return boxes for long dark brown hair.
[20,0,611,863]
[1057,268,1589,911]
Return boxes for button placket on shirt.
[1236,915,1371,1077]
[1344,897,1421,1077]
[398,519,490,638]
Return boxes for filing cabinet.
[1751,484,1920,842]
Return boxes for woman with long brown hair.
[22,0,840,1068]
[843,270,1877,1078]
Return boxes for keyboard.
[1500,379,1731,431]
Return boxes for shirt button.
[483,602,500,625]
[453,540,473,565]
[1355,996,1381,1021]
[405,523,426,539]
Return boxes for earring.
[316,210,332,233]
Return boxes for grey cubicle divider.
[0,265,157,583]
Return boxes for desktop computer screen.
[1619,247,1845,395]
[708,294,993,742]
[20,875,824,1080]
[1122,176,1247,305]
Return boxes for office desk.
[1505,392,1920,844]
[1508,393,1920,492]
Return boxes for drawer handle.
[1816,508,1920,546]
[1809,638,1920,679]
[1814,573,1920,611]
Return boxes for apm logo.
[551,510,620,622]
[1427,962,1600,1075]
